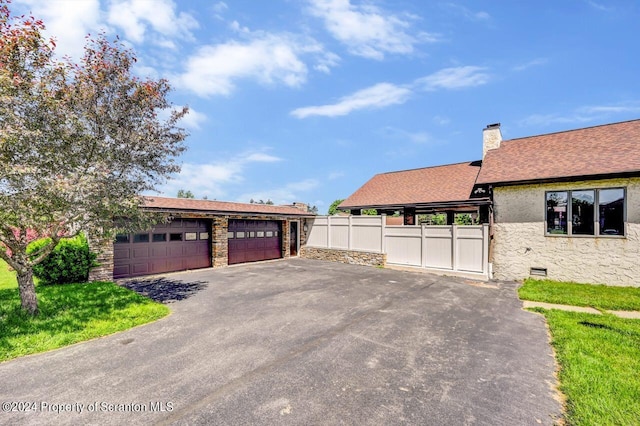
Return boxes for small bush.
[27,234,98,285]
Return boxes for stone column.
[87,233,114,282]
[282,219,291,259]
[212,216,228,268]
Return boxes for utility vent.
[530,267,548,277]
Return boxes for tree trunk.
[17,269,39,315]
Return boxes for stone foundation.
[301,246,386,267]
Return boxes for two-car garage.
[107,197,311,280]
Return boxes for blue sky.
[12,0,640,213]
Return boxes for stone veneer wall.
[212,216,228,268]
[492,177,640,286]
[300,246,386,267]
[87,234,114,282]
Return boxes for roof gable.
[340,161,483,209]
[477,119,640,185]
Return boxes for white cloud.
[416,66,490,90]
[328,171,345,180]
[512,58,548,72]
[291,82,411,118]
[15,0,103,59]
[176,33,322,97]
[381,127,431,144]
[180,108,207,130]
[519,102,640,127]
[307,0,436,60]
[446,3,491,21]
[161,151,282,199]
[107,0,198,47]
[237,179,320,205]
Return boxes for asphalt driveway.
[0,259,561,425]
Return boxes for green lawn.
[520,278,640,425]
[0,260,169,362]
[538,309,640,425]
[519,278,640,311]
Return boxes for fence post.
[482,223,489,276]
[380,214,386,253]
[451,224,458,272]
[348,215,353,250]
[327,215,332,249]
[421,222,426,268]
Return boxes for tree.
[327,199,345,215]
[308,205,318,215]
[362,209,378,215]
[0,3,187,315]
[177,189,195,198]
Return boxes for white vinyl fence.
[306,216,489,279]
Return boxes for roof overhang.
[479,170,640,187]
[340,198,491,212]
[142,206,315,218]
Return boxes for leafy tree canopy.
[177,189,195,199]
[327,199,345,215]
[0,2,188,314]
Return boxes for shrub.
[27,234,98,285]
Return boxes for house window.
[545,188,625,237]
[571,190,594,235]
[546,191,567,234]
[599,188,625,235]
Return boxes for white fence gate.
[306,216,489,279]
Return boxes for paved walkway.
[522,300,640,319]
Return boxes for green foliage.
[328,199,346,215]
[541,310,640,425]
[519,278,640,311]
[418,213,447,225]
[0,281,169,362]
[27,234,98,285]
[177,189,195,198]
[362,208,378,215]
[249,199,274,205]
[454,213,478,225]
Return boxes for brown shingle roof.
[339,161,483,209]
[142,196,312,216]
[477,119,640,185]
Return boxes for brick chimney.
[483,123,502,159]
[290,202,308,212]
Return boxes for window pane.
[599,188,625,236]
[115,234,129,244]
[169,233,183,241]
[133,233,149,243]
[266,231,273,237]
[571,190,595,235]
[257,231,264,237]
[185,232,197,241]
[152,233,166,242]
[248,231,255,238]
[546,192,568,234]
[227,232,234,239]
[236,231,245,238]
[200,232,209,240]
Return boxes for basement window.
[530,267,548,277]
[545,188,625,237]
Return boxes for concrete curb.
[522,301,640,319]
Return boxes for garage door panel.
[133,247,149,258]
[113,219,211,278]
[228,220,282,265]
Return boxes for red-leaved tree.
[0,1,188,315]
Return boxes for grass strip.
[538,309,640,425]
[519,278,640,311]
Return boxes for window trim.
[545,187,626,238]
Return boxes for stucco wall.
[492,177,640,286]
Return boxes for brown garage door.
[228,220,282,265]
[113,219,211,279]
